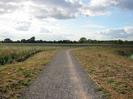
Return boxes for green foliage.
[79,37,87,43]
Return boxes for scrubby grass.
[0,47,56,99]
[115,48,133,58]
[73,47,133,99]
[0,47,43,65]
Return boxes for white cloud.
[0,0,133,18]
[81,0,133,16]
[124,26,133,34]
[97,27,133,40]
[118,0,133,10]
[30,0,82,19]
[15,21,31,31]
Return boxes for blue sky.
[0,0,133,41]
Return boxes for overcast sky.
[0,0,133,41]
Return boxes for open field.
[0,44,57,99]
[73,47,133,99]
[1,43,133,99]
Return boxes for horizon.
[0,0,133,41]
[1,36,133,42]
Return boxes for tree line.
[1,37,133,44]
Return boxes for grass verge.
[73,47,133,99]
[0,49,56,99]
[0,46,45,66]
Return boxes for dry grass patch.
[73,47,133,99]
[0,49,56,99]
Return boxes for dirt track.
[20,50,103,99]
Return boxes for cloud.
[101,29,127,39]
[0,0,133,19]
[0,2,18,14]
[125,26,133,33]
[98,27,133,40]
[39,28,51,34]
[0,0,27,14]
[15,21,31,31]
[31,0,133,18]
[81,0,133,16]
[0,0,81,19]
[118,0,133,10]
[30,0,81,19]
[80,0,116,16]
[0,32,11,40]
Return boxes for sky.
[0,0,133,41]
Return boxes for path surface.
[20,50,103,99]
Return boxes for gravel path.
[20,50,103,99]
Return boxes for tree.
[28,36,35,43]
[4,38,12,43]
[21,39,26,43]
[79,37,87,43]
[88,39,93,43]
[117,40,124,44]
